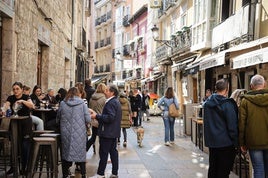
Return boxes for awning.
[148,73,164,82]
[91,74,108,84]
[228,36,268,52]
[232,47,268,69]
[199,51,227,70]
[171,57,196,70]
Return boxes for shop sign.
[199,53,225,70]
[232,47,268,69]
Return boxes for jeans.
[118,128,127,142]
[31,115,44,130]
[249,149,268,178]
[162,112,175,142]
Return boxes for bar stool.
[0,137,7,178]
[27,137,58,178]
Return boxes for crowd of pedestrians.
[203,74,268,178]
[1,74,267,177]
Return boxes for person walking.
[141,90,150,122]
[57,87,91,178]
[87,83,107,152]
[203,78,238,178]
[129,89,141,127]
[118,92,132,147]
[85,79,95,106]
[90,84,122,178]
[157,87,179,146]
[239,74,268,178]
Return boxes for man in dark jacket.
[203,78,238,178]
[90,84,122,178]
[85,79,95,106]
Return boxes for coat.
[119,97,131,128]
[89,93,106,114]
[239,89,268,149]
[57,96,91,162]
[203,93,238,148]
[97,96,122,138]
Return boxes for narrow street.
[78,116,238,178]
[5,116,240,178]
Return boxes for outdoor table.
[33,108,52,127]
[191,118,203,151]
[0,115,29,177]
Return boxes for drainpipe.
[70,0,75,87]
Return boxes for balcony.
[100,39,104,47]
[212,4,251,49]
[106,37,111,45]
[101,14,107,23]
[95,17,101,26]
[95,41,99,49]
[123,15,130,27]
[173,27,192,53]
[105,64,110,72]
[123,45,130,56]
[107,11,112,20]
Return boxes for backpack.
[168,98,180,117]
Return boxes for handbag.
[168,98,180,117]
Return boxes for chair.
[27,137,58,178]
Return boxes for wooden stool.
[27,137,58,178]
[0,137,8,178]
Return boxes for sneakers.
[170,141,175,144]
[165,141,171,146]
[123,141,127,147]
[110,174,118,178]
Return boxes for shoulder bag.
[168,98,180,117]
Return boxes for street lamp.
[116,50,122,61]
[151,25,175,48]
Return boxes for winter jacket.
[239,89,268,149]
[57,96,91,162]
[119,97,132,128]
[89,93,106,114]
[203,94,238,148]
[97,96,122,138]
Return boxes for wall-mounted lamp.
[116,50,122,61]
[151,25,175,48]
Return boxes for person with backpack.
[203,78,238,178]
[157,87,179,146]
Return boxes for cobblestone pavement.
[9,116,239,178]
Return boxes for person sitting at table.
[44,88,58,107]
[55,88,67,103]
[23,85,44,131]
[3,81,35,175]
[44,89,58,131]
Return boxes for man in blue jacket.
[90,84,122,178]
[203,78,238,178]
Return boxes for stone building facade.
[0,0,90,104]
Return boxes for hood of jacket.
[91,93,105,101]
[119,97,128,104]
[64,96,85,107]
[204,93,229,108]
[242,89,268,107]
